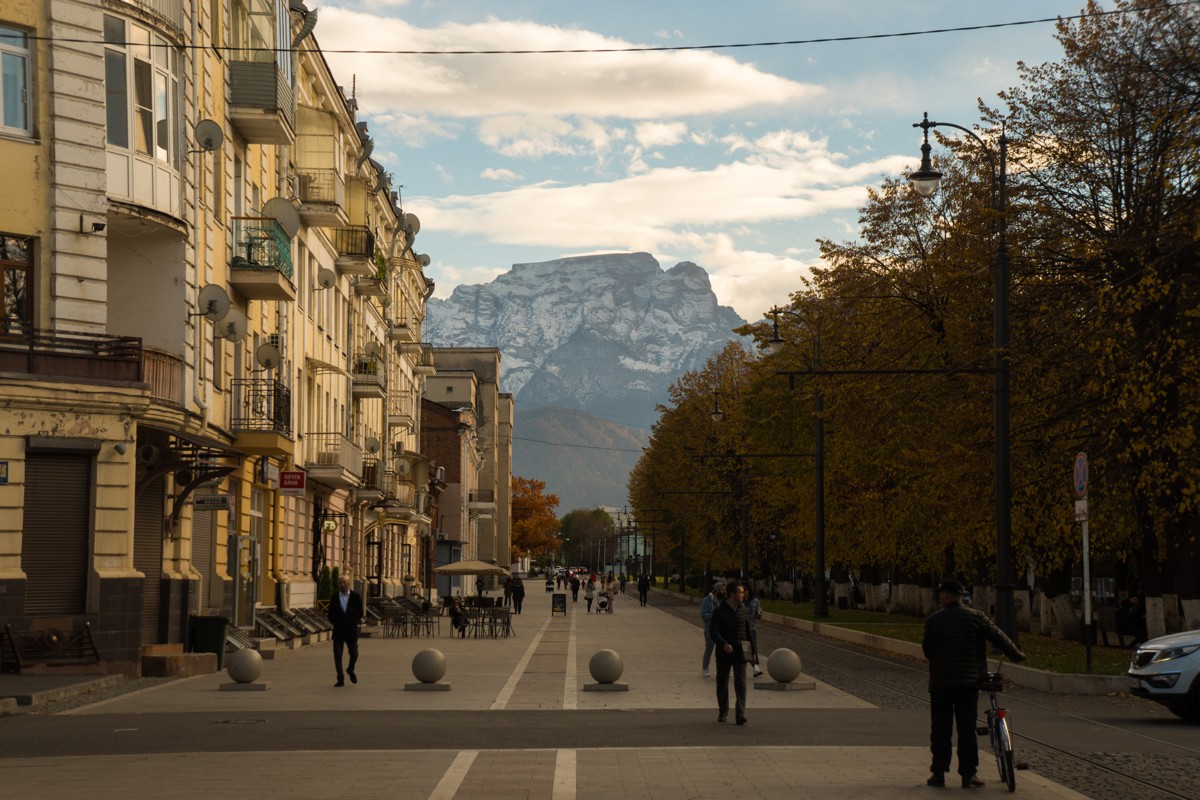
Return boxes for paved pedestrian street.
[1,592,1091,799]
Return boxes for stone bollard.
[754,648,815,691]
[219,648,269,691]
[584,648,629,692]
[405,648,450,691]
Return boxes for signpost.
[1074,452,1091,672]
[194,494,232,511]
[280,470,306,497]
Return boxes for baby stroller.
[596,595,611,614]
[545,578,554,593]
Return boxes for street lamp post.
[909,112,1017,642]
[767,309,829,618]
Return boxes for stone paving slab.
[0,747,1090,800]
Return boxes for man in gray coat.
[922,579,1025,788]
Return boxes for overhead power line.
[513,435,644,453]
[27,2,1199,55]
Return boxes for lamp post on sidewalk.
[766,308,828,618]
[908,111,1017,642]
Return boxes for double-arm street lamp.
[766,310,828,617]
[909,112,1017,641]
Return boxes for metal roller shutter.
[22,454,91,616]
[193,492,216,609]
[134,475,166,645]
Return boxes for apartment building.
[0,0,436,674]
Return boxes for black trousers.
[715,652,747,719]
[639,589,648,606]
[929,687,979,775]
[332,630,358,679]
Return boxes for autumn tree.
[559,508,614,571]
[511,476,560,563]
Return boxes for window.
[0,24,31,136]
[1,233,32,332]
[103,15,179,166]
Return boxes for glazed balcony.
[333,226,375,276]
[304,431,362,489]
[295,167,347,227]
[229,217,296,301]
[230,377,294,457]
[0,326,143,383]
[229,60,295,145]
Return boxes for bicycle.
[977,658,1017,792]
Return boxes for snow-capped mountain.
[425,252,746,430]
[424,253,746,511]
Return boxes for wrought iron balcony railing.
[231,217,294,280]
[0,326,143,383]
[333,226,374,259]
[231,378,291,435]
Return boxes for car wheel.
[1166,701,1200,722]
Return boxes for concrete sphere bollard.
[412,649,447,684]
[226,648,263,683]
[588,649,624,684]
[766,648,802,683]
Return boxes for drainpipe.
[271,460,288,608]
[190,5,209,427]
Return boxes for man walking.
[700,581,725,678]
[922,579,1025,788]
[637,573,650,606]
[710,579,755,725]
[327,575,364,687]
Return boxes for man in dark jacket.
[709,579,756,725]
[922,579,1025,788]
[637,573,650,606]
[327,575,364,687]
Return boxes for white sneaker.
[753,667,763,677]
[703,668,711,678]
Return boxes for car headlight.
[1152,644,1200,663]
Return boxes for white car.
[1127,628,1200,721]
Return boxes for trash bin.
[189,615,229,669]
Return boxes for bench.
[2,622,101,673]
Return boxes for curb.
[653,587,1128,695]
[3,674,123,708]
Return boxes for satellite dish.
[364,341,382,359]
[365,436,380,454]
[255,343,281,370]
[194,119,224,152]
[216,309,248,343]
[262,197,301,238]
[316,267,336,289]
[404,212,420,237]
[196,284,231,322]
[395,458,411,477]
[416,253,430,268]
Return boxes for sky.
[314,0,1091,323]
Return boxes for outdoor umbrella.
[433,559,511,577]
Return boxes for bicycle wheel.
[1003,748,1016,792]
[996,717,1016,792]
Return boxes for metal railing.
[143,348,184,406]
[296,167,345,207]
[469,489,496,504]
[333,226,374,259]
[118,0,183,30]
[231,217,295,280]
[304,432,363,476]
[0,326,143,382]
[231,378,291,435]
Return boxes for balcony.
[304,432,363,489]
[351,356,386,400]
[118,0,184,32]
[371,481,417,524]
[387,392,414,429]
[229,217,296,301]
[414,343,436,377]
[468,489,496,513]
[231,378,293,457]
[387,319,419,344]
[295,168,347,227]
[0,327,143,383]
[354,456,387,503]
[333,226,375,276]
[229,60,295,145]
[143,348,184,407]
[353,277,387,298]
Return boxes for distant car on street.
[1127,628,1200,721]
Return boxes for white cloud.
[481,167,521,181]
[318,9,821,121]
[634,121,688,149]
[370,112,463,147]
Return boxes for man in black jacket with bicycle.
[922,579,1025,788]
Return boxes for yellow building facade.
[0,0,437,675]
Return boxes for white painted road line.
[427,749,477,800]
[490,614,552,710]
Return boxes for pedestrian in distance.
[700,581,726,677]
[511,576,526,614]
[569,573,581,602]
[448,597,468,638]
[637,573,650,606]
[619,575,627,594]
[710,579,755,725]
[327,575,364,687]
[922,579,1026,788]
[502,576,513,608]
[743,584,763,677]
[584,579,596,612]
